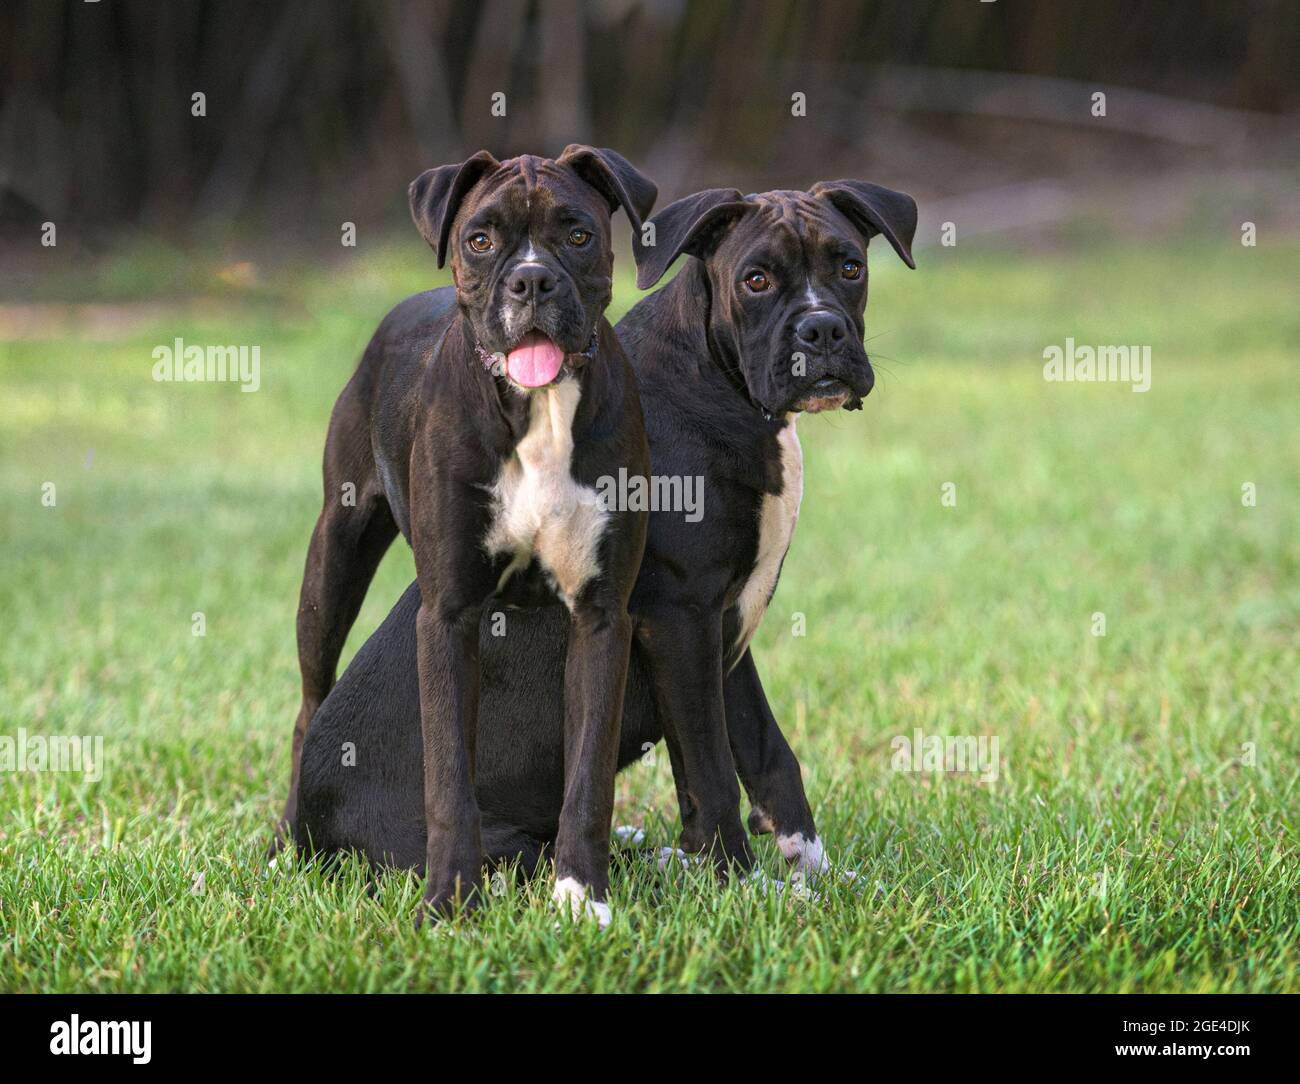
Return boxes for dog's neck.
[445,312,616,454]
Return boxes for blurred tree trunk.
[383,0,460,166]
[459,0,529,152]
[539,0,590,149]
[195,0,316,222]
[1,0,1294,235]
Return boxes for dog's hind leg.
[724,648,827,879]
[273,388,399,849]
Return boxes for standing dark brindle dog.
[293,180,916,894]
[278,147,657,924]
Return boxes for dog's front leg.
[724,647,827,879]
[414,594,486,921]
[638,606,754,874]
[551,597,633,925]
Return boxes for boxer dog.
[293,179,916,900]
[277,147,657,924]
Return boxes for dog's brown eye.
[467,232,493,254]
[744,271,770,293]
[841,259,863,280]
[568,228,592,247]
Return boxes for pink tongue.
[505,332,565,387]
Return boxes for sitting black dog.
[280,147,657,924]
[294,180,917,904]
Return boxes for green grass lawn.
[1,237,1297,992]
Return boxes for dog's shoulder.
[375,287,459,355]
[351,287,458,392]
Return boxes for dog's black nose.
[506,264,557,303]
[794,311,847,349]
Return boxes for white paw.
[838,868,865,889]
[613,825,646,847]
[776,832,830,880]
[740,868,785,894]
[655,846,705,872]
[551,876,612,929]
[785,876,822,902]
[742,867,822,902]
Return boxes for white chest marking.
[484,381,607,607]
[732,416,803,661]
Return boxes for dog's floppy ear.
[810,180,917,269]
[557,144,658,234]
[633,188,750,289]
[409,150,500,268]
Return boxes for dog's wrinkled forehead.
[714,190,860,270]
[455,155,611,238]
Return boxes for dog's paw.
[740,867,823,902]
[613,825,646,847]
[263,844,295,876]
[654,846,707,872]
[739,868,784,894]
[264,818,294,864]
[417,874,482,929]
[551,877,612,929]
[776,832,830,880]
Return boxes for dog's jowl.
[292,177,917,894]
[280,147,656,925]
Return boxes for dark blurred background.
[2,0,1297,256]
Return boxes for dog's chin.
[789,376,863,414]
